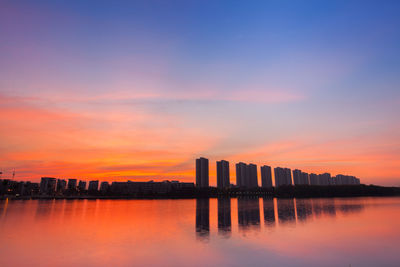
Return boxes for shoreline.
[1,184,399,200]
[2,195,400,201]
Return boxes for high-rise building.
[78,180,86,191]
[301,172,310,185]
[274,167,292,187]
[309,173,319,185]
[248,164,258,188]
[100,181,110,193]
[196,157,209,188]
[236,162,258,188]
[319,173,331,186]
[56,179,67,192]
[274,167,284,187]
[217,160,230,189]
[351,176,359,185]
[284,168,292,185]
[333,174,360,185]
[88,180,99,192]
[40,177,56,195]
[236,162,247,188]
[293,169,302,185]
[333,175,340,185]
[293,171,310,185]
[68,179,77,190]
[261,165,273,188]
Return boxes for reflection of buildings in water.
[196,198,210,240]
[218,198,231,236]
[310,199,366,220]
[0,199,9,223]
[263,198,275,226]
[295,199,313,222]
[35,200,56,221]
[84,199,100,221]
[338,203,365,215]
[277,199,295,224]
[311,199,323,217]
[238,197,260,230]
[321,199,336,217]
[310,199,336,218]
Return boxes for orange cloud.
[0,94,217,182]
[1,93,399,186]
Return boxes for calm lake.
[0,197,399,266]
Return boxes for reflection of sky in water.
[0,197,399,267]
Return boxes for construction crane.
[0,169,15,179]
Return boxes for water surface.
[1,197,399,266]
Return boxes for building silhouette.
[1,179,39,196]
[108,180,194,195]
[88,180,99,192]
[100,181,110,193]
[293,170,310,185]
[40,177,56,195]
[309,173,320,185]
[334,174,344,185]
[236,162,247,188]
[301,172,309,185]
[261,165,273,188]
[78,180,86,192]
[217,160,230,189]
[284,168,292,185]
[293,169,302,185]
[319,173,331,186]
[56,179,66,193]
[67,179,77,191]
[333,175,360,185]
[248,164,258,188]
[274,167,292,187]
[274,167,283,187]
[196,157,209,188]
[236,162,258,188]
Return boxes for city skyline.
[195,157,360,188]
[1,1,400,186]
[1,156,362,188]
[2,156,362,197]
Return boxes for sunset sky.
[1,0,400,186]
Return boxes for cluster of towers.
[195,157,361,189]
[40,177,109,195]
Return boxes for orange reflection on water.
[0,197,399,267]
